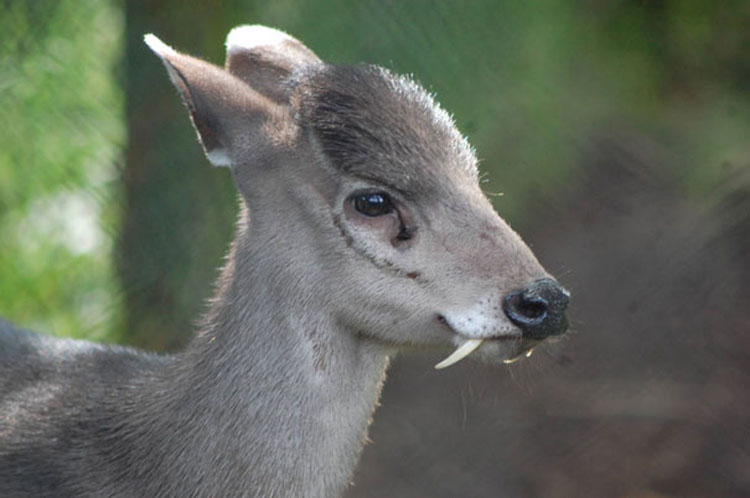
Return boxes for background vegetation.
[1,1,747,496]
[0,0,123,341]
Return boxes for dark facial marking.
[297,64,477,201]
[331,213,425,283]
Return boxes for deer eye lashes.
[351,191,395,217]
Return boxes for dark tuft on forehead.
[296,64,477,198]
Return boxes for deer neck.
[160,207,392,497]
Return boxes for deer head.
[144,25,569,370]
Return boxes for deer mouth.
[433,330,538,370]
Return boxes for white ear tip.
[226,25,294,54]
[206,148,233,167]
[144,33,176,57]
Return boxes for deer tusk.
[503,346,535,364]
[434,339,484,369]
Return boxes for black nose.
[502,278,570,339]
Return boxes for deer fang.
[434,339,484,369]
[503,347,535,364]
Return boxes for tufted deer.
[0,26,569,497]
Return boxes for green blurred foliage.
[0,0,124,341]
[0,0,747,344]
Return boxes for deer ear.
[144,34,278,167]
[225,25,322,104]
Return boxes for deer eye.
[352,192,394,217]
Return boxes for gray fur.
[1,26,561,497]
[299,64,478,199]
